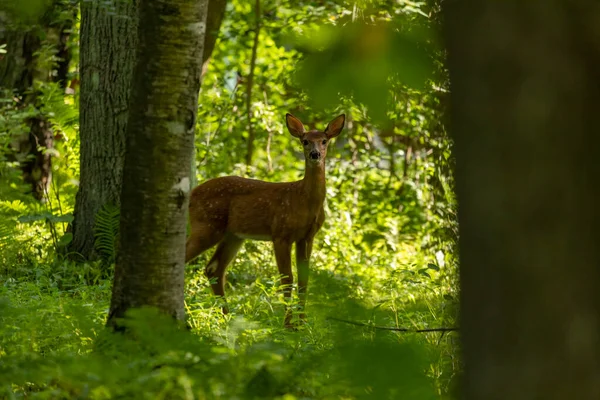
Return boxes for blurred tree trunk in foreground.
[444,2,600,399]
[69,0,228,260]
[107,0,208,325]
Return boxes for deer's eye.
[302,140,309,146]
[322,139,327,145]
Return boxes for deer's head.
[286,113,345,166]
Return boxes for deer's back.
[189,176,323,241]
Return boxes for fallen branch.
[327,316,459,333]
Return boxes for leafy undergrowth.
[0,150,459,399]
[0,149,459,399]
[0,1,460,395]
[1,236,459,399]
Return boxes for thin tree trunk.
[192,0,228,187]
[244,0,260,167]
[68,0,138,259]
[22,116,53,199]
[202,0,228,79]
[107,0,208,325]
[444,1,600,399]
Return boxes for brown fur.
[186,113,345,327]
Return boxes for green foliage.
[18,210,74,250]
[94,204,120,264]
[0,0,53,23]
[294,19,436,122]
[0,0,458,398]
[0,266,455,398]
[0,10,79,264]
[38,82,79,140]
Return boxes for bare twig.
[266,128,273,172]
[327,316,459,333]
[403,145,412,179]
[262,90,273,172]
[245,0,261,167]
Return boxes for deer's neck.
[301,161,326,207]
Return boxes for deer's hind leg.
[185,223,224,263]
[204,234,244,314]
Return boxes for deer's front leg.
[296,238,313,323]
[273,239,293,328]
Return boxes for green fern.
[39,82,79,140]
[0,199,29,215]
[94,204,120,263]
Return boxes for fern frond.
[0,200,28,216]
[94,204,120,263]
[39,82,79,140]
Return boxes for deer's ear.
[325,114,345,139]
[286,113,305,138]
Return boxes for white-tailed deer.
[186,113,345,327]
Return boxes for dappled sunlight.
[0,0,458,397]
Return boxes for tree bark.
[0,3,74,200]
[107,0,208,325]
[202,0,227,78]
[68,0,138,259]
[244,0,260,167]
[444,1,600,399]
[0,29,34,91]
[69,0,227,260]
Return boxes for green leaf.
[57,233,73,247]
[18,212,73,224]
[18,212,52,223]
[418,269,431,278]
[427,263,440,271]
[47,214,74,223]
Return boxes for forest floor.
[1,238,459,399]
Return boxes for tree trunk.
[69,0,227,260]
[193,0,228,187]
[107,0,208,325]
[68,0,138,259]
[5,24,54,200]
[202,0,228,78]
[444,2,600,399]
[0,3,73,200]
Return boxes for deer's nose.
[310,151,320,160]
